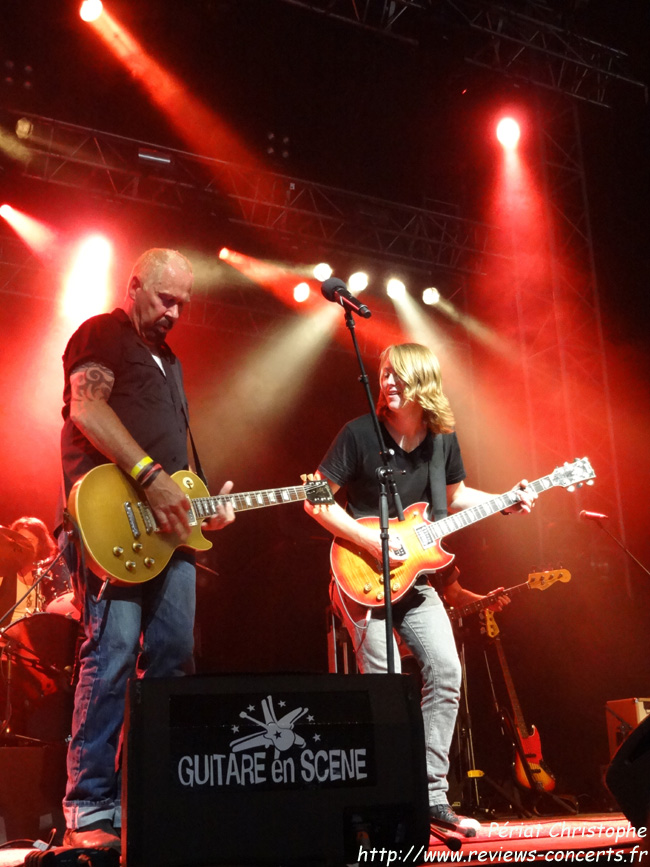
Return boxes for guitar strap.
[428,433,448,522]
[162,352,208,487]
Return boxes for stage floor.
[0,813,646,866]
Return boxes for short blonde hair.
[129,248,193,287]
[376,343,455,434]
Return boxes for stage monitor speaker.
[122,672,430,867]
[605,714,650,831]
[605,697,650,760]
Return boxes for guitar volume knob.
[132,542,143,552]
[391,581,400,593]
[363,583,372,594]
[376,591,384,602]
[112,547,124,557]
[125,561,136,572]
[144,557,155,567]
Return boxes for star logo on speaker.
[229,694,310,759]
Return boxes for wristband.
[139,463,163,489]
[131,456,153,480]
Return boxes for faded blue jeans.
[333,577,461,807]
[63,553,195,830]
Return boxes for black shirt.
[60,308,189,497]
[319,414,466,519]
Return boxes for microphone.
[321,278,371,319]
[580,510,609,522]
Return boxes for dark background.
[1,0,650,812]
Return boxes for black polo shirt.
[60,308,189,497]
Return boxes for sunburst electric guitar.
[484,608,556,792]
[67,463,334,585]
[330,457,594,607]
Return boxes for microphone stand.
[339,304,405,674]
[587,518,650,580]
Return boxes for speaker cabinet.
[606,714,650,830]
[122,673,429,867]
[606,697,650,760]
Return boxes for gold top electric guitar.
[330,457,594,607]
[67,463,333,585]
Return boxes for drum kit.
[0,526,80,743]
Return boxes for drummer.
[0,517,69,623]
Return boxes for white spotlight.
[348,271,369,292]
[386,278,406,301]
[293,282,310,303]
[313,263,333,282]
[422,287,441,305]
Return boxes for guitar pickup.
[123,502,141,539]
[136,501,156,535]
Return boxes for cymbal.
[0,526,34,573]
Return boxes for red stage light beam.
[85,10,260,172]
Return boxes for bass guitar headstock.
[527,569,571,591]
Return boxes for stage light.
[422,287,441,306]
[348,272,368,292]
[218,247,230,260]
[63,235,112,323]
[386,278,406,301]
[293,282,310,303]
[14,117,33,140]
[496,117,520,150]
[0,204,13,218]
[313,263,332,281]
[80,0,103,22]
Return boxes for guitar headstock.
[482,609,499,639]
[528,569,571,591]
[550,457,596,490]
[304,479,335,506]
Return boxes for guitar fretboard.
[448,582,530,622]
[415,474,558,550]
[191,486,310,519]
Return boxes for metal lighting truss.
[444,0,647,109]
[279,0,646,108]
[4,113,497,279]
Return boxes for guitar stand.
[500,705,578,816]
[453,637,534,819]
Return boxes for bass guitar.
[447,569,571,623]
[67,463,333,585]
[484,608,556,792]
[330,457,594,607]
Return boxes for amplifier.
[122,673,430,866]
[606,697,650,760]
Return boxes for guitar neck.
[195,485,310,517]
[420,473,556,546]
[493,636,531,740]
[448,581,530,622]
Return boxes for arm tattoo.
[70,362,115,402]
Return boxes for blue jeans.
[63,554,196,830]
[333,578,461,806]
